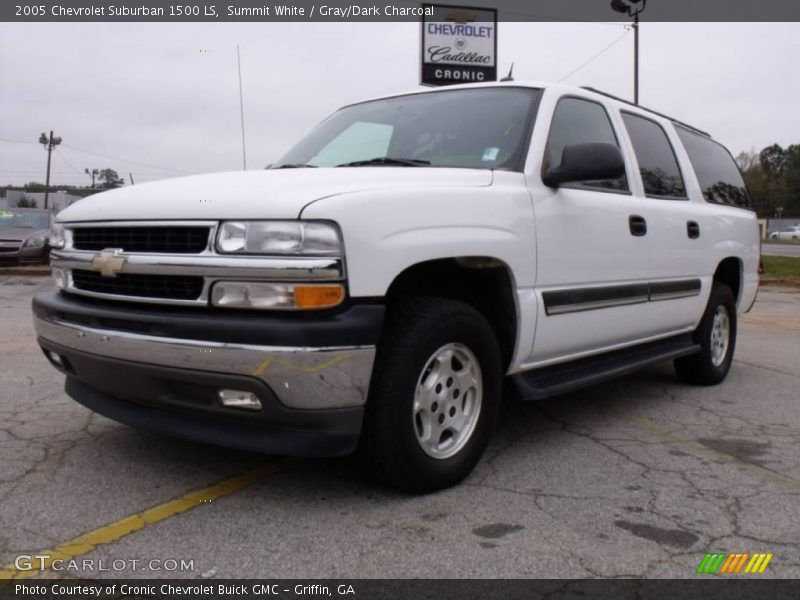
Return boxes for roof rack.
[580,86,711,138]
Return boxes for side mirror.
[542,142,625,187]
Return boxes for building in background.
[0,189,85,212]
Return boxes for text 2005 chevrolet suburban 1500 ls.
[33,82,759,492]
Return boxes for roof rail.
[580,86,711,138]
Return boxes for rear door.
[616,110,707,331]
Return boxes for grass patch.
[761,256,800,286]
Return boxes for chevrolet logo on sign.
[91,249,127,277]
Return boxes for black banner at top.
[3,0,800,22]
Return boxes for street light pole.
[39,131,62,210]
[610,0,646,105]
[85,168,98,188]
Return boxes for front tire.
[674,282,737,385]
[360,297,502,493]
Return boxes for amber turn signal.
[293,285,345,309]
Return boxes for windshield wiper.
[336,157,430,167]
[274,163,318,169]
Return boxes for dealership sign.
[420,4,498,86]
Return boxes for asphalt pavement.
[1,277,799,579]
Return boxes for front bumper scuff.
[34,316,376,411]
[32,289,384,457]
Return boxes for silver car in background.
[0,209,54,265]
[768,225,800,241]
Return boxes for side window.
[544,97,628,192]
[621,112,687,199]
[676,126,751,208]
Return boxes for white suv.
[34,81,759,492]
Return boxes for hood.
[56,168,493,223]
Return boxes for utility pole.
[39,131,62,210]
[85,168,99,188]
[610,0,647,105]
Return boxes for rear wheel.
[360,297,502,493]
[674,282,737,385]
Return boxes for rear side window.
[676,127,751,208]
[545,97,629,192]
[621,112,686,199]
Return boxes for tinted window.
[545,97,628,192]
[622,113,686,198]
[676,127,750,208]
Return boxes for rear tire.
[674,282,737,385]
[360,297,502,493]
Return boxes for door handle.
[687,221,700,239]
[629,215,647,237]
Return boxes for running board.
[512,334,700,401]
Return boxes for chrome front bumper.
[34,317,376,410]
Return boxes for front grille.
[72,270,204,300]
[72,227,210,253]
[0,240,22,252]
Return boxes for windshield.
[1,211,51,229]
[274,87,542,171]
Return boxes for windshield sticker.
[482,147,500,162]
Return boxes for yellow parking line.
[0,462,284,581]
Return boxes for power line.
[55,147,83,174]
[2,137,196,174]
[558,29,631,82]
[0,137,37,144]
[59,143,196,174]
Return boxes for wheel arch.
[714,257,742,305]
[384,257,518,371]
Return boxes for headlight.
[49,224,65,249]
[24,235,48,248]
[216,221,342,256]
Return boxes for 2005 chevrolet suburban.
[32,82,759,492]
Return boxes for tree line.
[736,144,800,218]
[17,168,126,191]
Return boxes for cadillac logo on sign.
[421,3,498,86]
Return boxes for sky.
[0,21,798,187]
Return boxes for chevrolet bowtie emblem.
[91,249,126,277]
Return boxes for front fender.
[300,172,536,298]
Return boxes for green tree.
[760,144,787,176]
[97,169,125,189]
[736,144,800,217]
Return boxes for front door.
[524,94,657,367]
